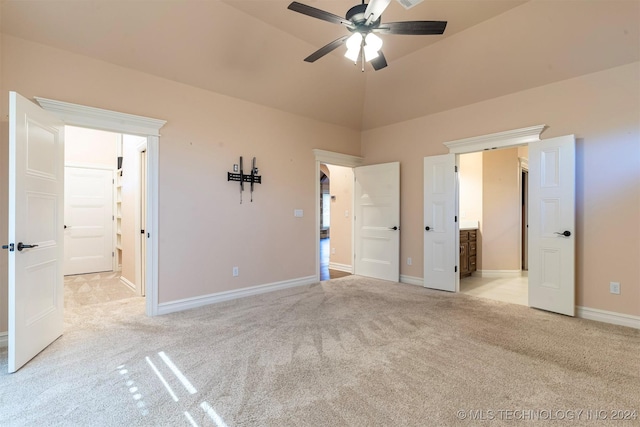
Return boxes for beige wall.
[362,62,640,317]
[65,126,119,168]
[121,135,145,286]
[326,164,353,269]
[0,34,361,319]
[481,148,521,271]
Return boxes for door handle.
[555,230,571,237]
[389,226,398,231]
[17,242,39,251]
[425,226,431,231]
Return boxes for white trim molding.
[0,332,7,347]
[120,276,136,292]
[329,262,353,273]
[577,306,640,330]
[474,270,524,278]
[35,97,166,137]
[157,276,317,316]
[444,125,546,154]
[400,275,424,287]
[313,149,364,167]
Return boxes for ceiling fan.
[287,0,447,71]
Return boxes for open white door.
[64,166,114,276]
[7,92,65,373]
[354,162,400,281]
[423,154,457,291]
[528,135,575,316]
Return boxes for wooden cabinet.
[460,229,477,277]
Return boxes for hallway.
[459,275,528,306]
[320,238,351,281]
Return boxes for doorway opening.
[457,147,529,306]
[36,95,165,316]
[63,126,148,306]
[319,163,353,281]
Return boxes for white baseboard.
[329,262,352,273]
[157,275,317,316]
[576,306,640,330]
[120,276,136,291]
[0,332,7,348]
[400,275,423,287]
[474,270,523,278]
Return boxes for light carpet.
[1,274,638,426]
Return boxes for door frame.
[35,97,166,316]
[519,158,529,272]
[312,149,363,282]
[443,125,547,292]
[135,140,147,297]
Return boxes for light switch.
[345,210,349,218]
[294,209,303,217]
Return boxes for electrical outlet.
[407,257,412,265]
[331,248,336,254]
[233,267,239,277]
[610,282,620,295]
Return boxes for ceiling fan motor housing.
[346,4,381,30]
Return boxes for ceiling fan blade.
[288,2,354,28]
[377,21,447,35]
[304,35,350,63]
[364,0,392,24]
[371,51,388,71]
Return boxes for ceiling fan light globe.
[345,32,363,50]
[363,45,379,62]
[365,32,383,51]
[344,47,361,62]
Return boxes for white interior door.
[423,154,457,291]
[64,166,114,276]
[8,92,65,373]
[354,162,400,281]
[528,135,575,316]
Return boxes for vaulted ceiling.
[1,1,638,130]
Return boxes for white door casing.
[354,162,400,281]
[137,146,148,297]
[64,166,114,276]
[528,135,576,316]
[8,92,65,373]
[35,96,165,316]
[423,154,457,292]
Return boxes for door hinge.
[455,266,458,272]
[455,166,458,172]
[112,251,115,257]
[2,243,15,252]
[113,215,115,220]
[455,216,458,222]
[112,178,115,184]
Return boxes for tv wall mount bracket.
[228,156,261,203]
